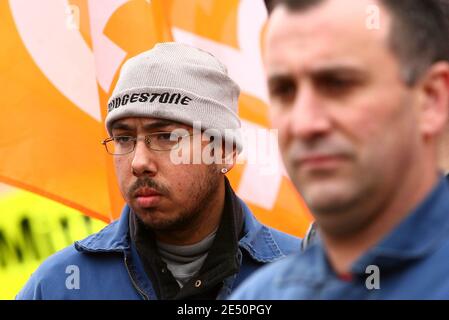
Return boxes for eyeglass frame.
[101,131,196,155]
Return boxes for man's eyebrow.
[111,120,181,132]
[310,67,368,79]
[111,122,133,131]
[267,64,367,80]
[267,73,295,86]
[142,120,179,131]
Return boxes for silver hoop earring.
[221,167,228,174]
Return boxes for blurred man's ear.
[418,61,449,139]
[409,0,449,172]
[437,126,449,173]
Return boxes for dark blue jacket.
[16,201,300,299]
[231,177,449,300]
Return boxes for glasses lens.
[107,136,134,155]
[150,132,181,151]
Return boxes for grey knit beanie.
[105,42,242,152]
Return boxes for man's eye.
[318,78,356,95]
[156,132,175,141]
[269,82,297,103]
[114,136,133,144]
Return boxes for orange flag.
[0,0,312,236]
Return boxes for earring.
[221,167,228,174]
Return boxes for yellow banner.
[0,188,106,299]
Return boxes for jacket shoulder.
[16,220,125,300]
[266,226,302,255]
[16,244,84,299]
[230,252,301,300]
[239,199,302,259]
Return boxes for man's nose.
[288,85,332,140]
[131,139,158,177]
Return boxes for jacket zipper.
[124,255,150,300]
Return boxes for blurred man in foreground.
[231,0,449,299]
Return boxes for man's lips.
[295,154,349,169]
[134,188,163,207]
[134,188,162,197]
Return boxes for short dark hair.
[264,0,323,13]
[265,0,449,86]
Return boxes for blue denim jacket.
[231,176,449,300]
[16,199,300,300]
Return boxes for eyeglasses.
[101,132,193,155]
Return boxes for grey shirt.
[157,229,217,288]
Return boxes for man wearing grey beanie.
[17,42,300,300]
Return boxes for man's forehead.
[265,0,390,47]
[111,117,189,130]
[268,0,384,23]
[264,1,391,77]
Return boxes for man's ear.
[419,61,449,138]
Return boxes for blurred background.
[0,0,313,299]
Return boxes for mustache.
[128,177,170,198]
